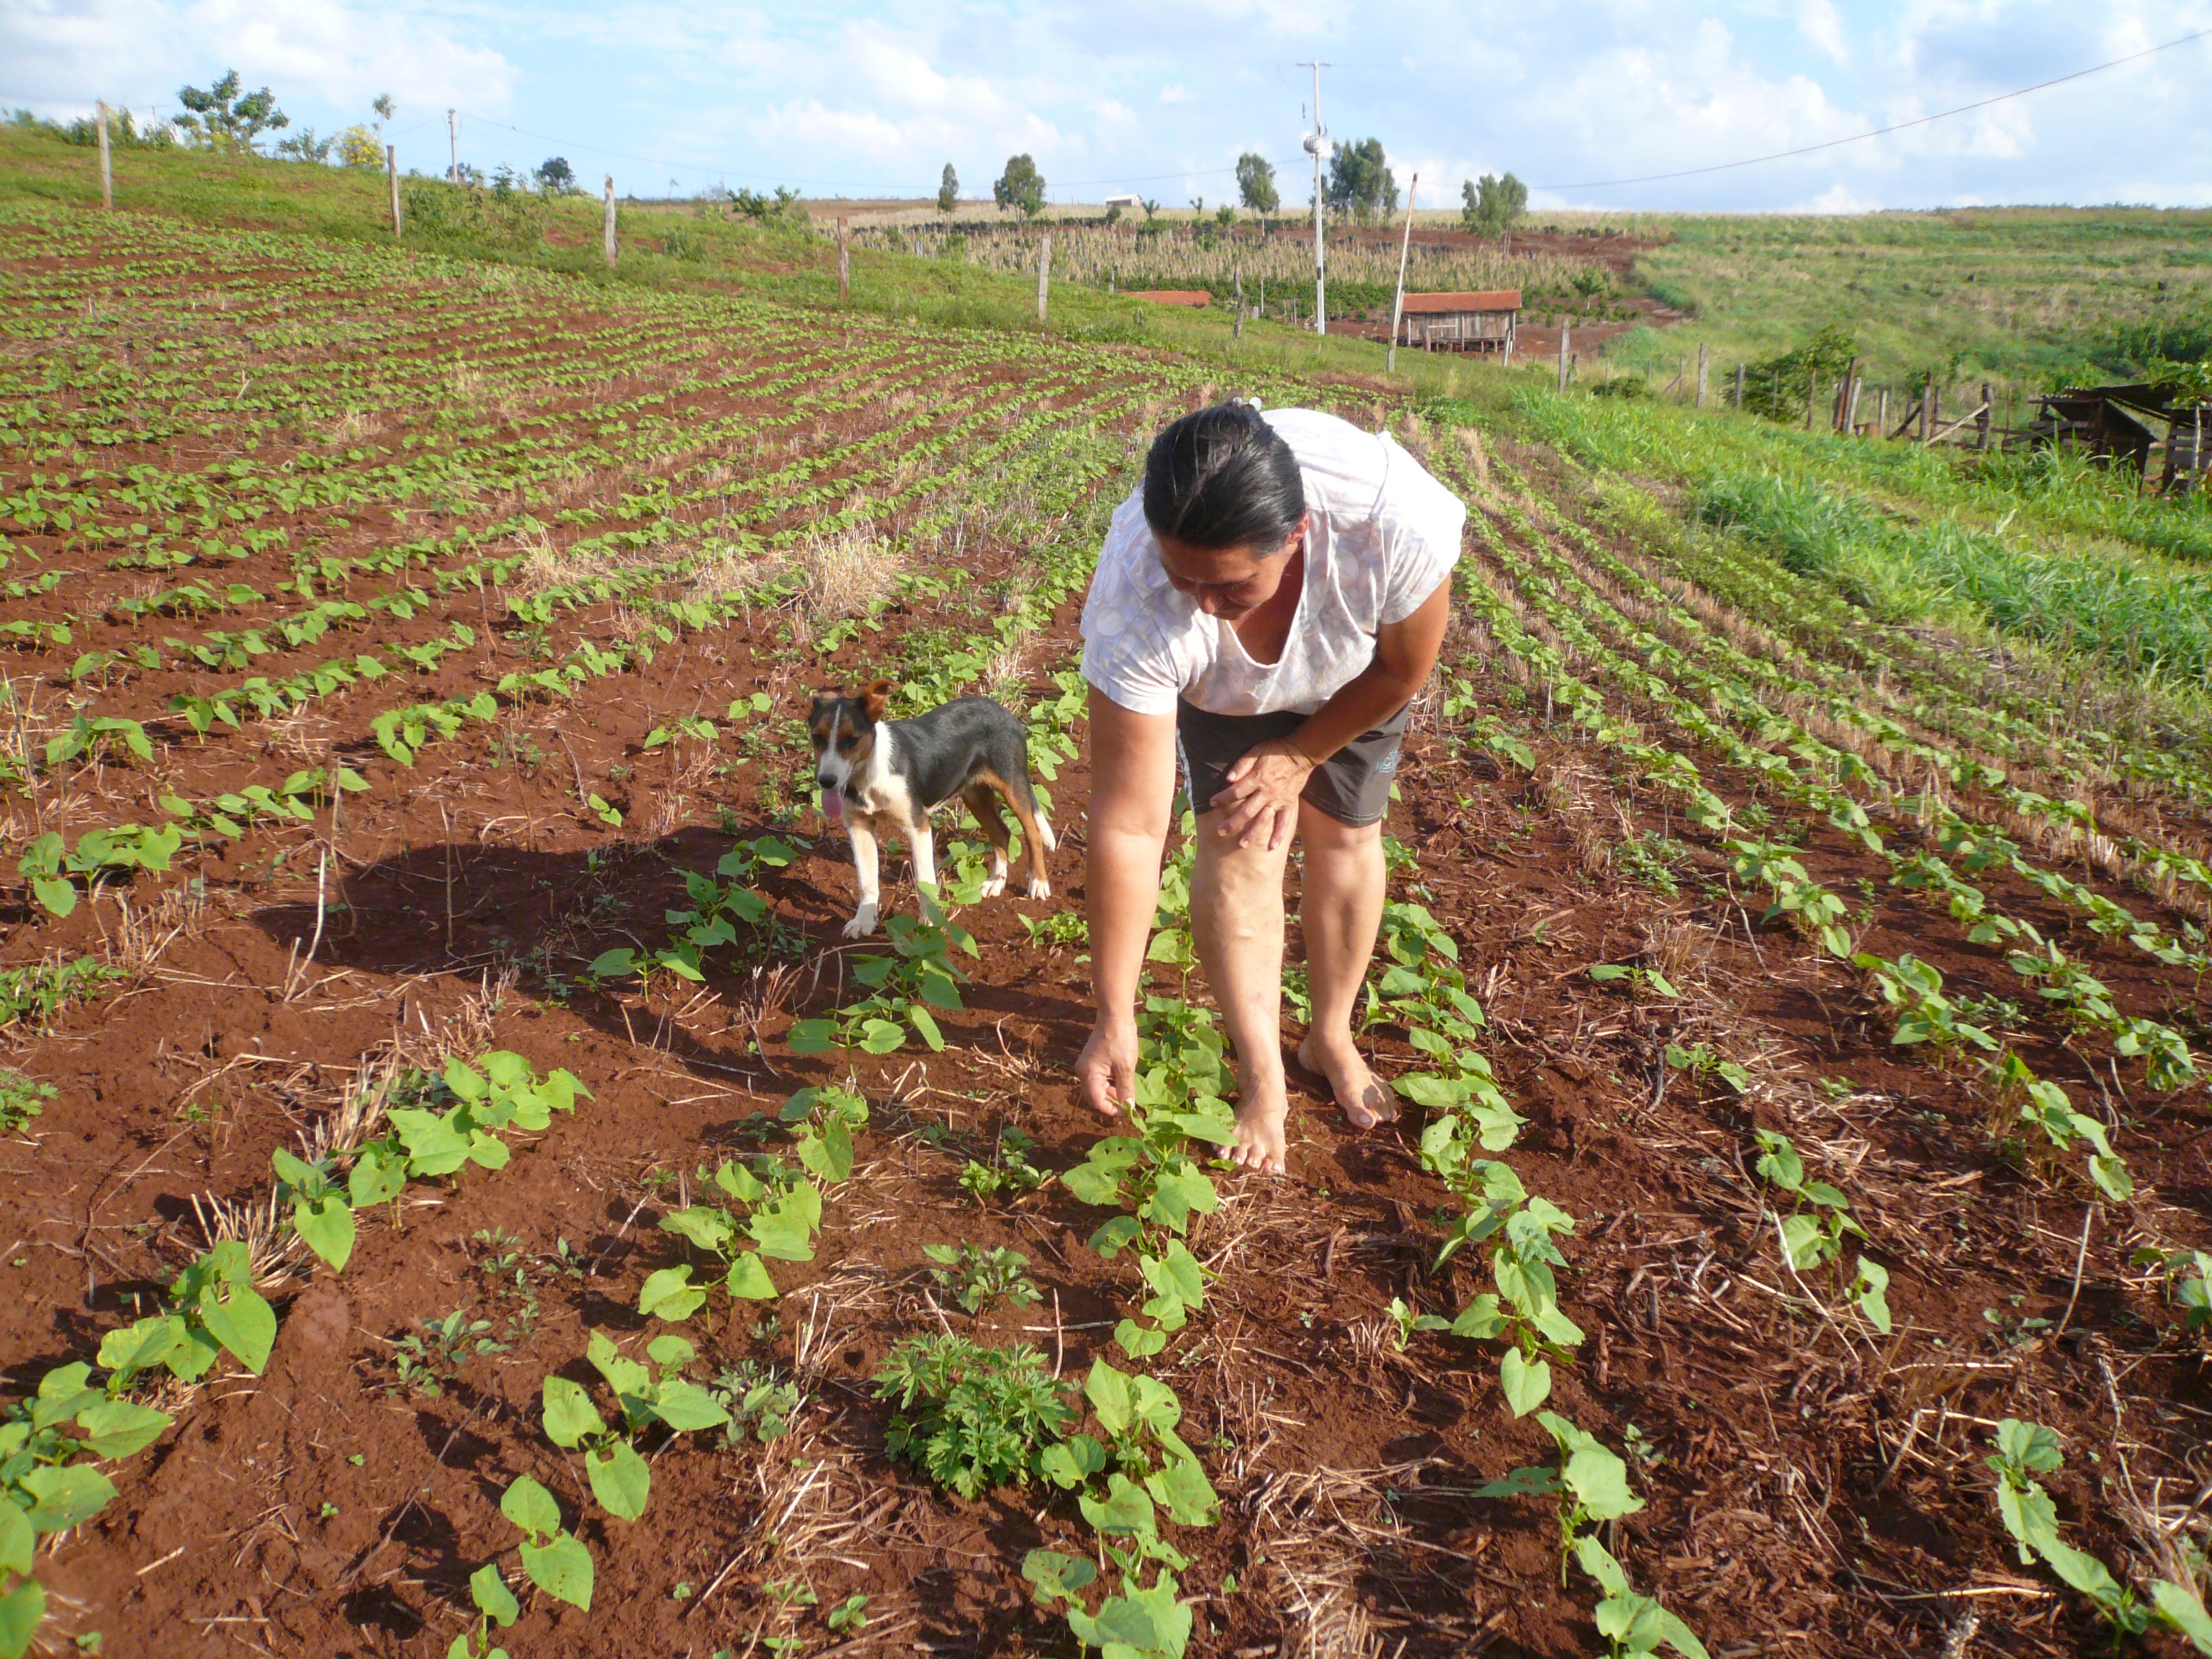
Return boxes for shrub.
[873,1334,1071,1498]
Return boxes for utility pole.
[387,144,402,239]
[1387,174,1418,374]
[446,109,457,184]
[1298,60,1333,336]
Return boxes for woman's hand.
[1076,1017,1138,1118]
[1210,737,1316,850]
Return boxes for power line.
[1532,25,2212,192]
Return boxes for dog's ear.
[860,678,894,721]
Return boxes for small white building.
[1102,192,1143,209]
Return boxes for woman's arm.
[1076,685,1179,1116]
[1212,577,1453,848]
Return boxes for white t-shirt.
[1080,408,1465,718]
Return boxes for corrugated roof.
[1127,289,1212,307]
[1400,289,1521,314]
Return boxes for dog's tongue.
[822,790,844,822]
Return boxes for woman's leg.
[1294,802,1396,1129]
[1189,807,1295,1173]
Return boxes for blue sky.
[7,0,2211,210]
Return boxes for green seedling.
[1018,910,1087,948]
[1061,997,1236,1357]
[390,1310,505,1398]
[1662,1043,1748,1094]
[825,1593,870,1632]
[1752,1130,1889,1333]
[1587,963,1681,1000]
[648,1085,858,1317]
[788,891,977,1055]
[95,1242,275,1384]
[1980,1419,2203,1640]
[924,1242,1043,1316]
[0,1362,174,1659]
[1572,1535,1711,1659]
[1419,1129,1581,1416]
[1479,1411,1646,1581]
[0,1072,54,1134]
[713,1362,802,1442]
[873,1334,1071,1499]
[958,1127,1046,1204]
[540,1331,732,1520]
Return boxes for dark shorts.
[1176,698,1410,828]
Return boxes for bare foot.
[1297,1035,1399,1131]
[1227,1080,1290,1176]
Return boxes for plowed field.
[2,202,2209,1659]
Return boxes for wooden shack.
[2028,382,2208,493]
[1397,289,1520,355]
[1128,289,1210,307]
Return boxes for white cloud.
[1796,0,1849,66]
[0,0,515,125]
[12,0,2211,208]
[1800,181,1881,213]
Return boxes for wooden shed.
[1128,289,1211,307]
[1397,289,1520,355]
[2028,382,2208,494]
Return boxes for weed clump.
[873,1334,1070,1498]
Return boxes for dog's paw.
[1027,876,1053,901]
[979,877,1007,899]
[840,907,879,940]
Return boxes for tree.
[273,128,333,163]
[936,163,959,215]
[338,126,383,168]
[175,71,289,153]
[535,156,575,194]
[372,94,395,128]
[1325,138,1396,225]
[992,154,1046,218]
[1236,152,1280,217]
[1461,171,1529,235]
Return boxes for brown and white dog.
[806,679,1055,939]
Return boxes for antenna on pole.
[1298,60,1334,336]
[446,109,457,185]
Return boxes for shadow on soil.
[251,819,1095,1095]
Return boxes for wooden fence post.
[838,216,850,301]
[1977,382,1993,449]
[1233,267,1244,341]
[603,177,617,268]
[1557,324,1570,394]
[1733,361,1745,408]
[96,101,112,210]
[1844,374,1863,434]
[1878,387,1889,436]
[1920,374,1935,442]
[387,145,402,240]
[1695,342,1709,407]
[1035,234,1050,323]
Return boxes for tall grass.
[1503,384,2212,706]
[1695,471,2212,691]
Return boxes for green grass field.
[1608,207,2212,408]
